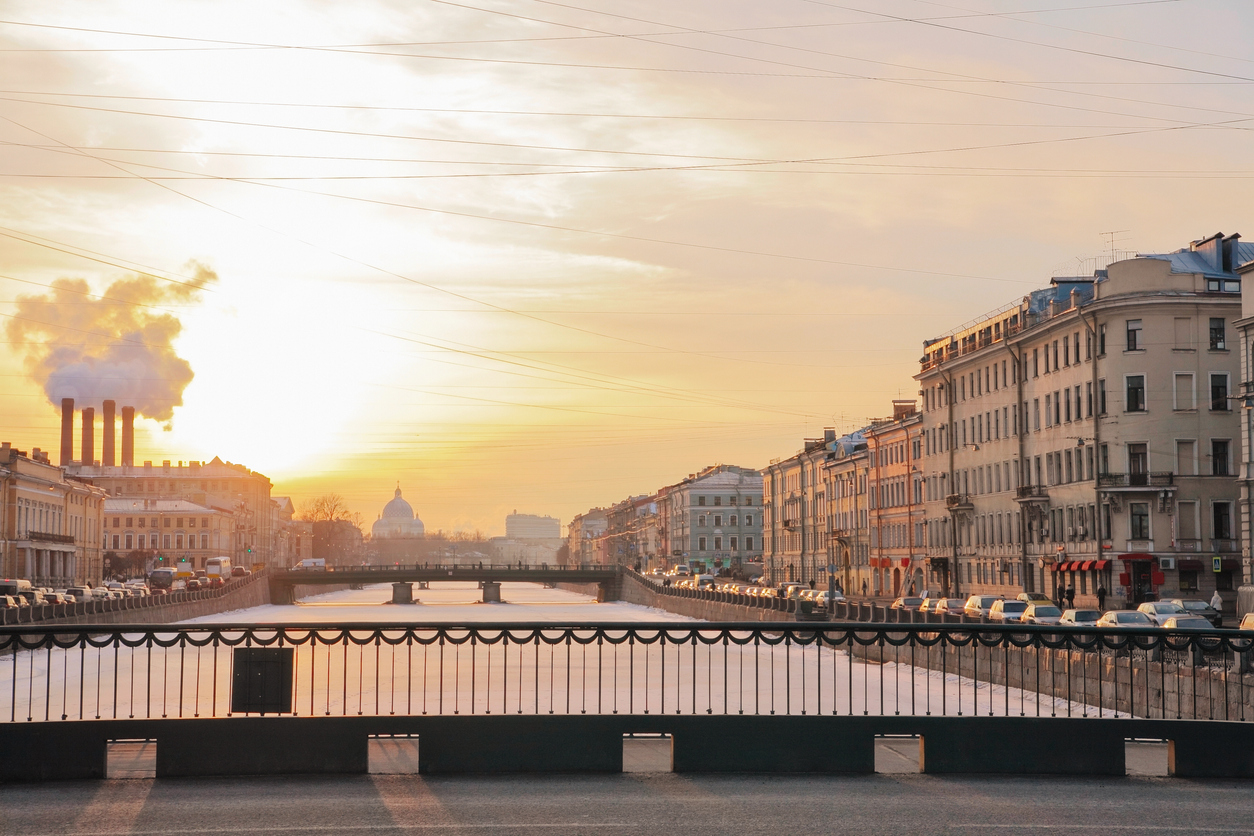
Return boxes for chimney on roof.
[59,398,74,466]
[81,407,95,466]
[121,406,135,467]
[824,428,836,443]
[102,400,116,467]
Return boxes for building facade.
[659,465,763,573]
[866,403,925,597]
[102,498,236,575]
[762,436,830,586]
[68,456,278,568]
[824,429,870,595]
[0,442,107,585]
[917,233,1250,609]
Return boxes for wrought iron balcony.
[1097,472,1174,489]
[1015,485,1049,502]
[945,494,974,511]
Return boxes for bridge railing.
[280,563,615,574]
[4,622,1252,724]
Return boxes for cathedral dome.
[381,486,414,520]
[373,485,425,540]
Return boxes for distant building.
[566,509,608,565]
[371,485,425,540]
[505,513,560,539]
[658,464,763,572]
[0,442,107,585]
[103,497,236,575]
[68,456,277,568]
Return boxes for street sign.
[827,564,836,574]
[1214,556,1223,573]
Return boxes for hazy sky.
[2,0,1252,534]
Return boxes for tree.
[299,493,351,523]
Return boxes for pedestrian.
[1065,585,1075,609]
[862,580,868,597]
[1096,584,1107,611]
[1211,589,1223,611]
[808,579,816,590]
[1056,582,1065,608]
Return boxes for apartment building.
[823,429,870,595]
[763,435,831,585]
[866,403,925,597]
[0,442,107,585]
[102,498,236,573]
[661,465,763,572]
[918,233,1250,609]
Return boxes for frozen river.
[3,583,1100,722]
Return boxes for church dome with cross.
[372,485,426,539]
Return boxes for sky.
[1,0,1252,536]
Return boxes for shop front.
[1117,553,1163,606]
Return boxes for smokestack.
[59,398,74,466]
[102,400,116,467]
[121,406,135,467]
[81,407,95,466]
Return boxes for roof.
[104,498,215,514]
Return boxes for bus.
[205,557,232,579]
[148,568,176,590]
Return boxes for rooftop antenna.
[1100,230,1130,264]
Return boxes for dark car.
[1170,599,1223,628]
[231,566,248,577]
[185,579,202,591]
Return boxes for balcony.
[1015,485,1049,503]
[1097,472,1175,490]
[945,494,974,512]
[28,531,75,544]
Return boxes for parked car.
[813,590,843,608]
[42,592,71,606]
[1161,616,1213,630]
[1169,599,1223,628]
[781,583,810,600]
[185,579,202,591]
[0,595,18,609]
[1096,610,1154,628]
[1137,601,1188,626]
[1017,592,1053,605]
[18,590,46,607]
[1240,613,1254,631]
[989,599,1028,623]
[890,597,925,611]
[65,586,91,602]
[933,598,968,615]
[963,595,1001,618]
[1060,609,1101,626]
[1021,603,1063,625]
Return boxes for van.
[672,564,692,577]
[0,578,32,597]
[293,558,326,571]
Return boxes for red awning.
[1222,559,1241,572]
[1120,553,1154,561]
[1093,559,1110,571]
[1080,561,1095,571]
[1055,562,1072,572]
[1177,559,1204,571]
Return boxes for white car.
[1096,610,1154,628]
[1137,601,1188,626]
[989,599,1028,623]
[963,595,1001,618]
[1021,603,1063,625]
[1059,609,1101,626]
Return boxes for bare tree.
[299,494,352,524]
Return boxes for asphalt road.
[4,769,1254,836]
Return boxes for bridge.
[268,562,623,604]
[4,620,1254,781]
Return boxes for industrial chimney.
[59,398,74,466]
[121,406,135,467]
[81,407,95,466]
[102,400,116,467]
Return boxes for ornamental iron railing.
[4,622,1252,725]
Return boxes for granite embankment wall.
[610,572,1254,721]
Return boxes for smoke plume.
[5,262,218,426]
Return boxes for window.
[1212,439,1231,476]
[698,496,706,506]
[176,534,184,549]
[1032,348,1039,377]
[163,534,171,549]
[188,517,196,528]
[112,534,120,549]
[176,517,183,527]
[1127,319,1142,351]
[1174,373,1195,410]
[729,514,738,525]
[1128,443,1148,476]
[1099,323,1107,355]
[745,536,754,550]
[1099,379,1107,414]
[1064,338,1070,366]
[163,517,171,528]
[730,536,738,549]
[1207,276,1241,293]
[1126,375,1146,411]
[714,537,722,550]
[138,517,146,528]
[1086,382,1093,417]
[1177,440,1196,475]
[745,514,753,525]
[698,537,707,551]
[125,517,133,527]
[714,496,722,506]
[1214,502,1233,540]
[1033,398,1041,430]
[698,515,706,527]
[1130,503,1150,540]
[714,515,722,527]
[1179,570,1199,592]
[124,534,133,550]
[201,517,208,527]
[112,517,120,528]
[1210,373,1230,411]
